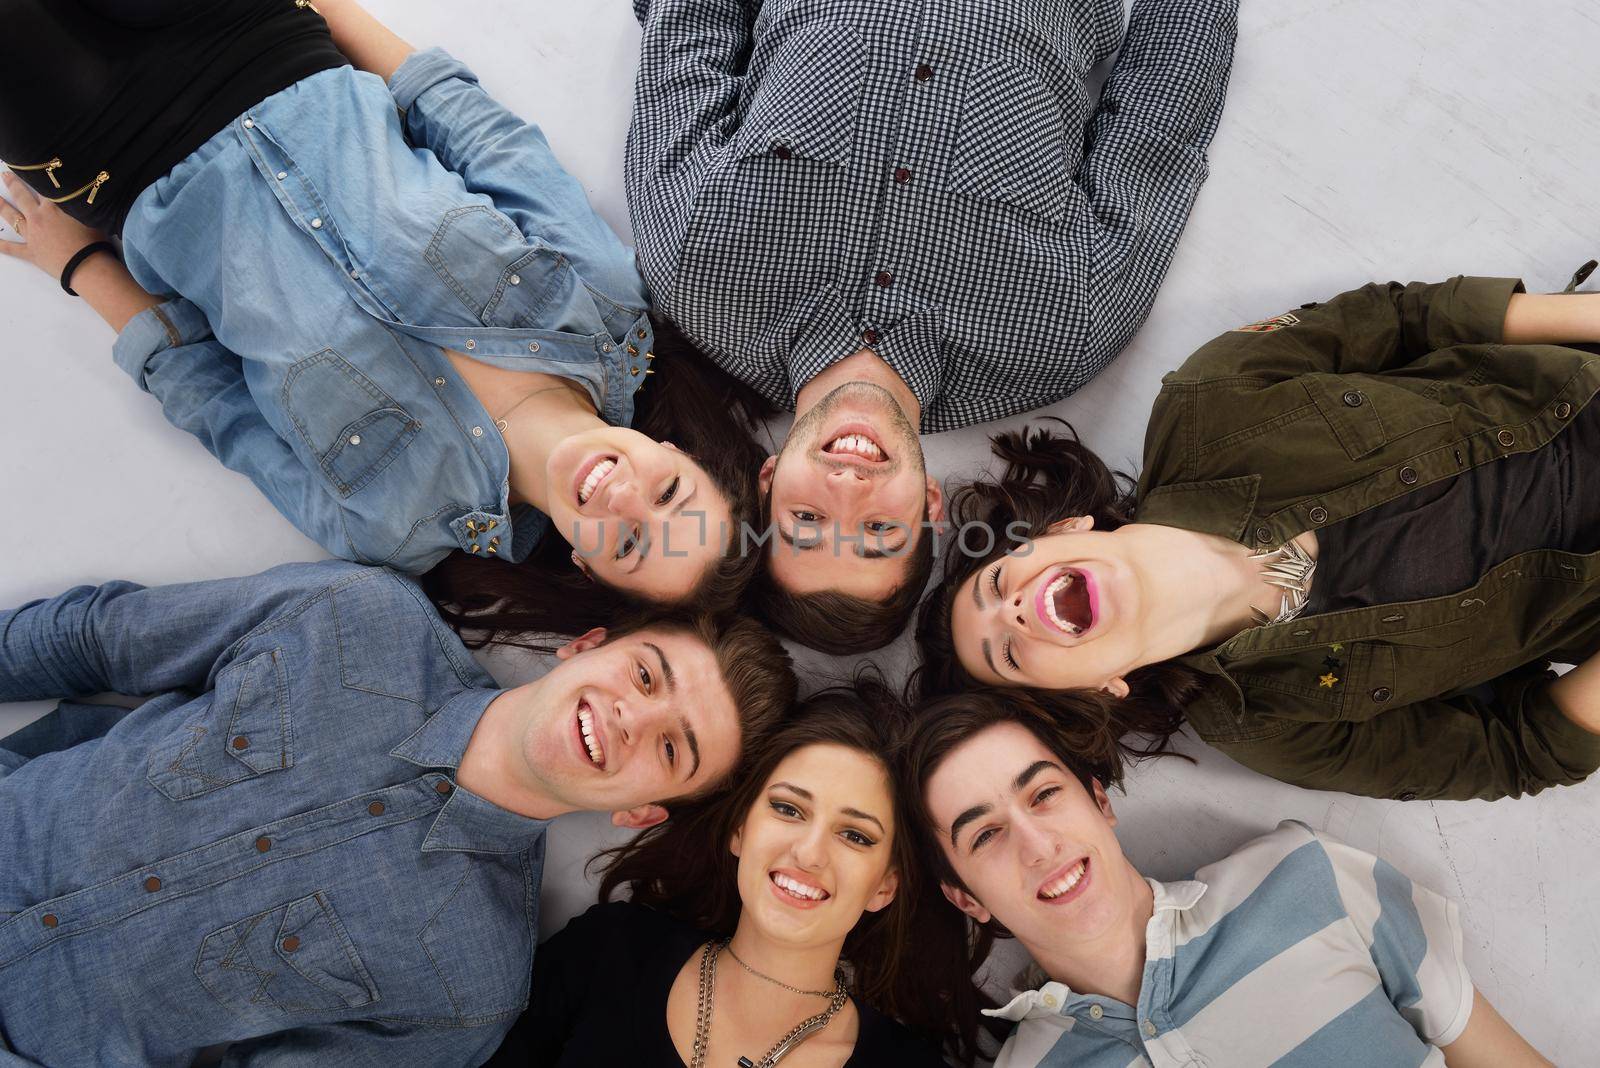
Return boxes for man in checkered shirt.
[626,0,1239,652]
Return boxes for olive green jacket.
[1135,276,1600,801]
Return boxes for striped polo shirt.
[986,821,1474,1068]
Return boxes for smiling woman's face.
[543,426,734,603]
[948,523,1148,694]
[731,743,900,949]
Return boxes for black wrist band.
[60,241,118,297]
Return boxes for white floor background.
[3,0,1598,1061]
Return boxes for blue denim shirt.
[111,49,655,573]
[0,562,546,1067]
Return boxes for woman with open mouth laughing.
[917,275,1600,803]
[487,681,986,1067]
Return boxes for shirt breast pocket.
[948,61,1078,224]
[195,890,379,1023]
[281,349,420,498]
[424,204,582,329]
[148,648,293,801]
[733,22,863,169]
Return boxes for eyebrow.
[771,783,885,833]
[644,642,677,695]
[777,526,822,551]
[981,638,998,678]
[680,714,701,780]
[856,536,908,560]
[947,760,1065,847]
[972,569,987,611]
[949,802,991,849]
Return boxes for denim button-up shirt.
[0,562,547,1067]
[112,50,654,573]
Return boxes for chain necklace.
[724,943,840,998]
[1249,537,1317,625]
[691,939,849,1068]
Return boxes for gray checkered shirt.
[626,0,1238,432]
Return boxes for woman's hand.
[1,170,163,332]
[0,171,110,280]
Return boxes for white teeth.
[824,434,885,460]
[578,459,616,504]
[772,873,828,901]
[1043,572,1083,635]
[1039,861,1087,900]
[578,707,603,767]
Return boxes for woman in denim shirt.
[0,0,763,616]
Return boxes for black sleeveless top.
[488,901,947,1067]
[0,0,344,234]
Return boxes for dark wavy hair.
[750,497,938,655]
[594,677,993,1063]
[912,420,1203,771]
[423,316,776,638]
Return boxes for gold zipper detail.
[295,0,321,13]
[47,170,110,205]
[10,157,63,188]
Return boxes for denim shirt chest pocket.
[281,349,421,499]
[148,648,292,800]
[196,890,380,1023]
[424,204,592,331]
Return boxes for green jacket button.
[1371,687,1393,702]
[1556,402,1573,419]
[1255,525,1272,544]
[1397,791,1417,802]
[1309,506,1328,524]
[1497,429,1515,447]
[1341,390,1363,407]
[1398,467,1418,485]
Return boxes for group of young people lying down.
[0,0,1594,1064]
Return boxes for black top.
[488,901,946,1068]
[0,0,345,234]
[1305,395,1600,615]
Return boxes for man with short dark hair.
[627,0,1240,650]
[0,561,794,1067]
[903,695,1551,1067]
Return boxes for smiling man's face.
[512,626,742,824]
[924,722,1140,958]
[760,382,943,600]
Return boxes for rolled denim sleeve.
[1216,665,1600,801]
[113,299,352,563]
[0,563,369,703]
[1079,0,1238,363]
[388,48,645,309]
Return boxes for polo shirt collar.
[983,876,1209,1023]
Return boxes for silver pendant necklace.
[691,939,849,1068]
[1249,537,1317,625]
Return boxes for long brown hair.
[423,315,776,639]
[594,677,993,1063]
[912,420,1203,771]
